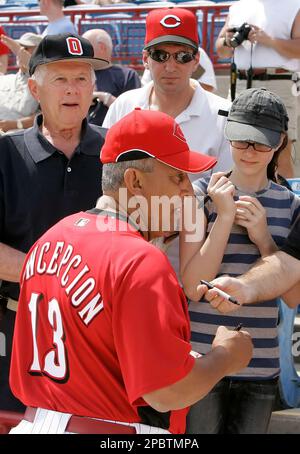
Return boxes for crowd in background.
[0,0,299,436]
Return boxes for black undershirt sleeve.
[281,214,300,260]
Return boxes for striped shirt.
[190,178,300,380]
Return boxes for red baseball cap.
[100,109,217,174]
[144,8,199,51]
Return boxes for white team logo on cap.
[160,14,181,28]
[66,36,83,55]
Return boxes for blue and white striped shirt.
[190,178,300,379]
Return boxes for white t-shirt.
[141,48,217,91]
[229,0,300,70]
[103,81,232,181]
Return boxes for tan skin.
[98,159,253,412]
[28,60,95,159]
[142,43,200,119]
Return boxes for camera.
[229,23,252,48]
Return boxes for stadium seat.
[118,20,146,66]
[2,23,39,39]
[0,411,23,434]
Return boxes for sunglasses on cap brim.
[148,49,197,64]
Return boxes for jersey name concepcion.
[23,240,103,326]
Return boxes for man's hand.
[212,325,253,375]
[196,276,252,313]
[248,25,273,47]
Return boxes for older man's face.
[135,160,193,239]
[29,60,94,130]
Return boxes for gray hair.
[31,64,96,85]
[102,158,155,192]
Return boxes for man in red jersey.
[9,109,253,434]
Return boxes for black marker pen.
[200,279,241,305]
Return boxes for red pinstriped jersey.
[10,210,194,433]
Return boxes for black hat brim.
[225,121,281,148]
[144,35,198,50]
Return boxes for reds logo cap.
[29,33,109,76]
[144,8,199,50]
[100,108,216,174]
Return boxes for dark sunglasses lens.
[149,50,169,63]
[175,52,195,63]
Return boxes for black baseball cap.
[224,88,289,148]
[29,33,109,76]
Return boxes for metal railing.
[0,2,232,71]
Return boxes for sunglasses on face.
[230,141,274,152]
[148,49,196,64]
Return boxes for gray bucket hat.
[224,88,289,148]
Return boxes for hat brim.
[144,35,198,50]
[157,150,217,174]
[30,56,109,75]
[225,121,281,148]
[17,39,41,47]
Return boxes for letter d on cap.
[66,37,83,55]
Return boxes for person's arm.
[0,243,26,282]
[198,251,300,314]
[143,325,253,412]
[234,195,278,257]
[248,10,300,59]
[180,173,236,301]
[92,91,116,108]
[0,54,8,75]
[215,16,235,59]
[0,114,36,133]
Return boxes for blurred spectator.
[141,47,217,93]
[0,33,42,132]
[83,29,141,126]
[215,0,300,178]
[40,0,78,36]
[0,26,10,75]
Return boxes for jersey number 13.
[28,292,69,381]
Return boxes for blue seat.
[286,178,300,315]
[118,20,146,66]
[277,299,300,408]
[3,23,39,39]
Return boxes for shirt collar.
[175,81,206,123]
[24,114,105,163]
